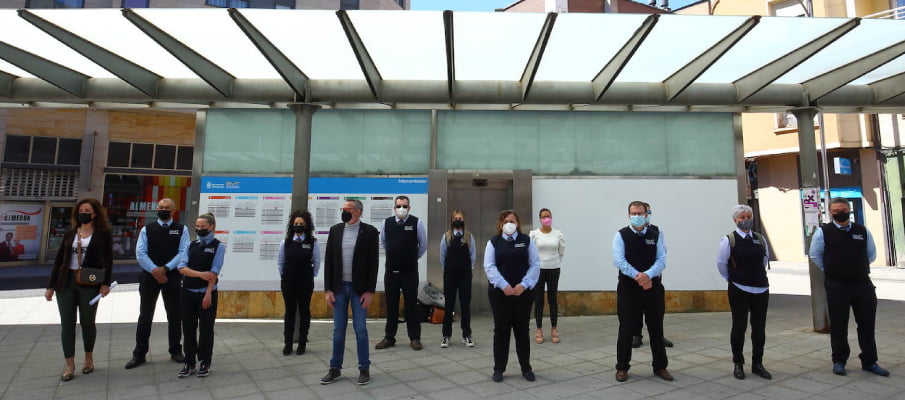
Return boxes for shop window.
[106,141,193,173]
[154,145,176,169]
[107,142,131,167]
[3,135,30,163]
[131,143,154,169]
[3,135,82,167]
[57,139,82,165]
[30,137,57,164]
[177,146,194,171]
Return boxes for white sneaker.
[440,337,450,348]
[463,337,475,347]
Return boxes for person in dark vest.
[320,199,380,386]
[439,209,476,348]
[176,213,224,379]
[717,205,772,380]
[613,200,672,383]
[808,197,889,377]
[278,210,320,355]
[632,202,675,349]
[126,198,189,369]
[376,195,428,351]
[483,210,540,383]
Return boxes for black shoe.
[124,358,145,370]
[522,370,535,382]
[752,363,772,380]
[631,335,642,348]
[375,337,396,350]
[492,370,503,382]
[170,353,185,363]
[177,364,196,378]
[197,363,211,378]
[862,363,890,377]
[320,368,341,384]
[358,368,370,385]
[283,344,292,356]
[733,363,745,380]
[663,338,674,348]
[410,339,423,351]
[296,343,306,355]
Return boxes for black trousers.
[384,269,421,340]
[727,283,769,364]
[489,287,534,373]
[56,271,99,359]
[535,268,560,329]
[181,288,218,366]
[442,270,472,338]
[281,278,314,346]
[133,269,182,359]
[616,278,667,371]
[825,277,878,367]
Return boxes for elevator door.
[449,179,512,314]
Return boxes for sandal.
[551,328,560,343]
[82,365,94,375]
[61,369,75,382]
[535,328,544,344]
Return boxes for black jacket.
[48,228,114,291]
[323,221,379,296]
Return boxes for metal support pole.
[430,109,438,170]
[187,110,206,235]
[793,107,830,333]
[818,112,831,222]
[289,103,321,213]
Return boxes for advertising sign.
[0,203,44,262]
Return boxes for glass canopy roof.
[0,8,903,113]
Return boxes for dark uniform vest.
[821,223,870,283]
[444,233,471,273]
[490,233,530,287]
[383,216,419,273]
[728,231,769,287]
[183,239,220,289]
[282,237,315,281]
[145,221,184,267]
[618,226,660,284]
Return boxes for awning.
[0,9,903,113]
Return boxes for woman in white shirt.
[529,208,565,344]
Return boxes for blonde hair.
[197,213,216,228]
[445,209,471,247]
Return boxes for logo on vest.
[753,240,762,245]
[645,239,657,245]
[204,247,217,253]
[852,234,865,240]
[514,243,526,248]
[302,244,312,249]
[169,229,180,235]
[404,226,414,231]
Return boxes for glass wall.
[204,110,297,174]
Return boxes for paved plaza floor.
[1,262,903,400]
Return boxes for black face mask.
[196,229,210,237]
[451,220,465,229]
[77,213,93,225]
[157,210,172,221]
[341,211,353,223]
[832,211,850,223]
[292,225,306,234]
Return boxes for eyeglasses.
[395,205,409,209]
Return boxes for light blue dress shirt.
[483,232,541,290]
[439,231,476,270]
[808,221,876,271]
[277,234,321,277]
[135,219,190,273]
[612,225,667,279]
[177,233,226,293]
[380,216,428,259]
[716,228,770,294]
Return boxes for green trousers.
[56,271,100,358]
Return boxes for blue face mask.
[629,215,646,227]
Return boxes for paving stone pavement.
[1,263,904,400]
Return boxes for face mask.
[196,229,210,237]
[395,206,409,219]
[77,213,93,225]
[292,225,306,234]
[832,211,850,223]
[502,222,517,236]
[341,210,353,223]
[451,220,465,229]
[736,219,754,231]
[157,210,172,221]
[540,217,552,227]
[629,215,646,228]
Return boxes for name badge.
[404,226,414,231]
[169,230,180,235]
[302,244,312,249]
[645,239,657,245]
[204,247,216,253]
[753,240,762,245]
[852,234,865,240]
[514,243,526,248]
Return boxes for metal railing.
[863,5,905,19]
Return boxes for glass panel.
[0,60,33,78]
[131,143,153,168]
[46,205,72,258]
[340,0,359,10]
[107,141,131,167]
[31,9,198,79]
[454,12,547,81]
[348,11,446,80]
[311,110,431,174]
[3,135,31,163]
[57,138,81,165]
[30,137,57,164]
[121,0,149,7]
[240,10,364,80]
[176,146,194,170]
[437,111,735,176]
[204,109,296,174]
[851,53,905,84]
[154,144,176,169]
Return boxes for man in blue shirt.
[808,197,889,377]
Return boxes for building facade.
[0,0,408,10]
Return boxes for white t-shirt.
[529,228,565,270]
[69,234,92,270]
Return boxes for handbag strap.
[76,229,84,268]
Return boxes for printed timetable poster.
[200,176,428,291]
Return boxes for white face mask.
[502,222,517,236]
[395,206,409,219]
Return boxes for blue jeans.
[330,281,370,370]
